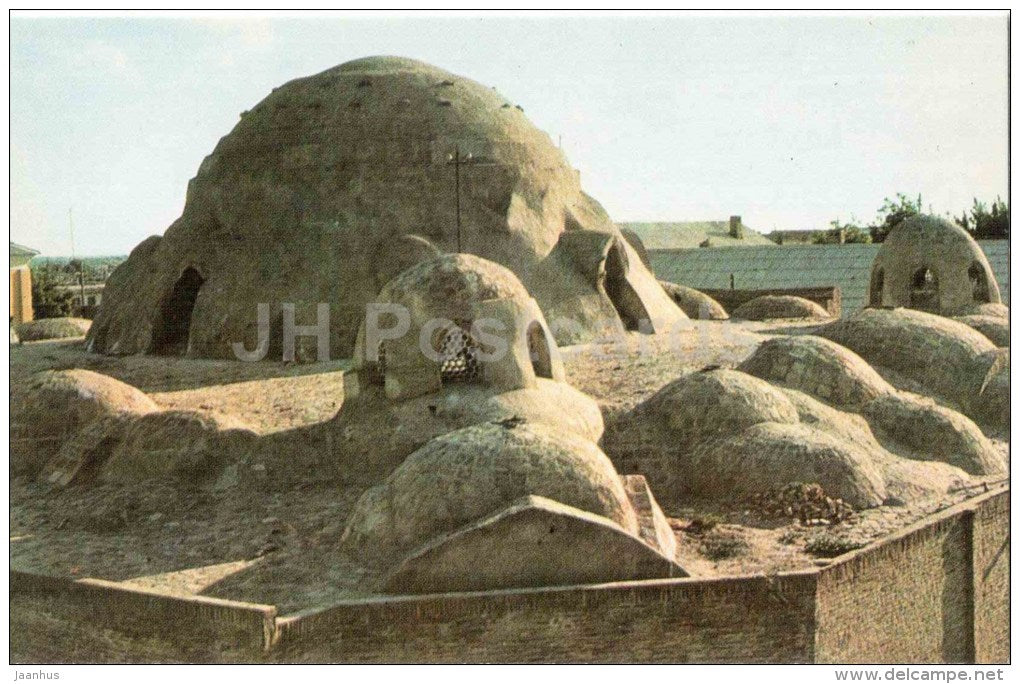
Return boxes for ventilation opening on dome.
[869,267,884,307]
[526,321,553,379]
[969,261,991,303]
[909,267,939,313]
[439,325,481,384]
[152,267,204,356]
[377,341,388,376]
[604,245,650,332]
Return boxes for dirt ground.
[8,321,1005,614]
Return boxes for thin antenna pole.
[68,207,76,259]
[454,145,461,253]
[68,208,84,309]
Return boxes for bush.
[804,532,863,557]
[30,269,75,319]
[698,528,750,560]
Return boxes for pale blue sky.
[11,12,1009,256]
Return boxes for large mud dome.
[86,56,683,360]
[816,307,1009,431]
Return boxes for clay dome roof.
[340,421,637,561]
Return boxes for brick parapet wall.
[273,572,818,663]
[815,487,1007,664]
[972,491,1010,663]
[11,570,277,652]
[10,487,1008,663]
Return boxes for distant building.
[620,217,776,250]
[649,240,1009,318]
[54,283,105,319]
[767,230,819,245]
[10,242,38,325]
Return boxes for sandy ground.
[8,321,1005,613]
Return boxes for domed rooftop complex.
[86,56,683,360]
[868,215,1002,316]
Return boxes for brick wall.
[274,573,818,663]
[815,511,973,663]
[11,571,277,653]
[972,492,1009,663]
[10,488,1008,663]
[815,489,1008,664]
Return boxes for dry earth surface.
[9,320,1006,617]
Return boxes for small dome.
[377,253,532,320]
[639,369,800,449]
[352,254,565,402]
[340,422,637,563]
[11,370,157,478]
[732,295,830,321]
[869,215,1002,315]
[883,214,981,251]
[738,335,895,408]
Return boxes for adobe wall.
[10,488,1007,663]
[273,573,818,663]
[10,570,277,654]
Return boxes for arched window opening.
[526,321,553,379]
[968,262,991,303]
[909,267,940,313]
[439,324,481,384]
[869,268,884,307]
[152,267,204,355]
[363,340,387,385]
[377,341,387,375]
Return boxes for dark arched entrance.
[968,262,991,303]
[869,267,884,307]
[909,267,940,313]
[604,245,650,332]
[152,267,204,355]
[526,321,553,379]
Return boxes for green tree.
[955,197,1009,240]
[870,193,922,243]
[31,269,75,319]
[813,218,872,244]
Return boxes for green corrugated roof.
[620,221,776,250]
[9,242,38,257]
[649,241,1009,318]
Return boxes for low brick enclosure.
[700,286,842,318]
[10,486,1007,663]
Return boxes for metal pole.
[68,207,76,260]
[454,145,461,253]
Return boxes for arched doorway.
[909,267,939,313]
[968,261,991,303]
[526,321,553,379]
[869,267,884,307]
[604,244,650,332]
[152,267,204,355]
